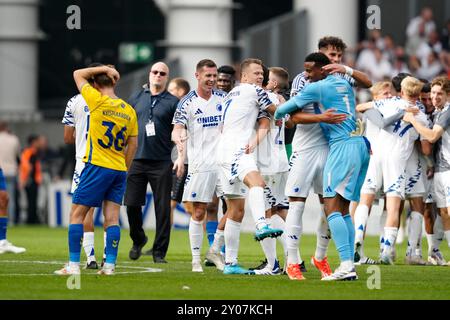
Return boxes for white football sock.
[354,204,369,244]
[248,187,267,230]
[83,232,96,263]
[260,237,277,269]
[407,211,423,257]
[271,214,287,257]
[354,204,369,257]
[315,209,331,261]
[211,229,225,253]
[434,214,444,234]
[445,230,450,248]
[383,227,398,255]
[379,210,387,252]
[224,218,241,265]
[415,219,423,257]
[189,218,203,262]
[426,233,443,256]
[285,201,304,265]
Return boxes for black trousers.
[124,159,172,258]
[25,182,39,224]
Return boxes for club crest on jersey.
[216,104,222,112]
[84,106,89,112]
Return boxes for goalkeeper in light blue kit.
[275,52,370,281]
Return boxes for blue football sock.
[206,221,218,246]
[327,212,352,262]
[343,214,355,259]
[0,217,7,241]
[105,225,121,265]
[68,224,83,263]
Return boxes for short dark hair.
[391,72,411,92]
[196,59,217,71]
[87,62,116,88]
[169,77,191,95]
[27,134,39,146]
[262,64,269,87]
[421,82,431,93]
[218,65,236,76]
[88,62,103,68]
[304,52,331,68]
[318,36,347,52]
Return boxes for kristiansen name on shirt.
[102,110,131,121]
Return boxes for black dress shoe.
[153,256,167,264]
[129,236,148,260]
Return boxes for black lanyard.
[148,95,160,121]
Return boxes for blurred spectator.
[441,19,450,51]
[55,144,76,181]
[38,136,60,179]
[19,135,45,224]
[381,34,396,64]
[416,51,444,81]
[367,48,392,82]
[406,7,436,55]
[356,39,376,74]
[391,46,411,77]
[416,30,442,64]
[0,122,20,223]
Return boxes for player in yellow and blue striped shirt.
[55,64,138,276]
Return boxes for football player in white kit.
[419,82,447,266]
[251,65,292,275]
[357,77,431,265]
[216,58,283,275]
[285,37,372,280]
[353,81,393,265]
[172,59,226,273]
[403,76,450,266]
[62,70,104,269]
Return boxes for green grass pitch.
[0,226,449,300]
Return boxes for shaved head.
[149,61,170,93]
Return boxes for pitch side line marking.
[0,260,163,276]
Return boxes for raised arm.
[321,64,372,88]
[73,66,120,92]
[403,112,444,143]
[364,108,406,128]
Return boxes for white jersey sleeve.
[62,94,90,160]
[255,85,274,111]
[62,95,77,127]
[256,91,289,174]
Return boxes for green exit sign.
[119,42,153,63]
